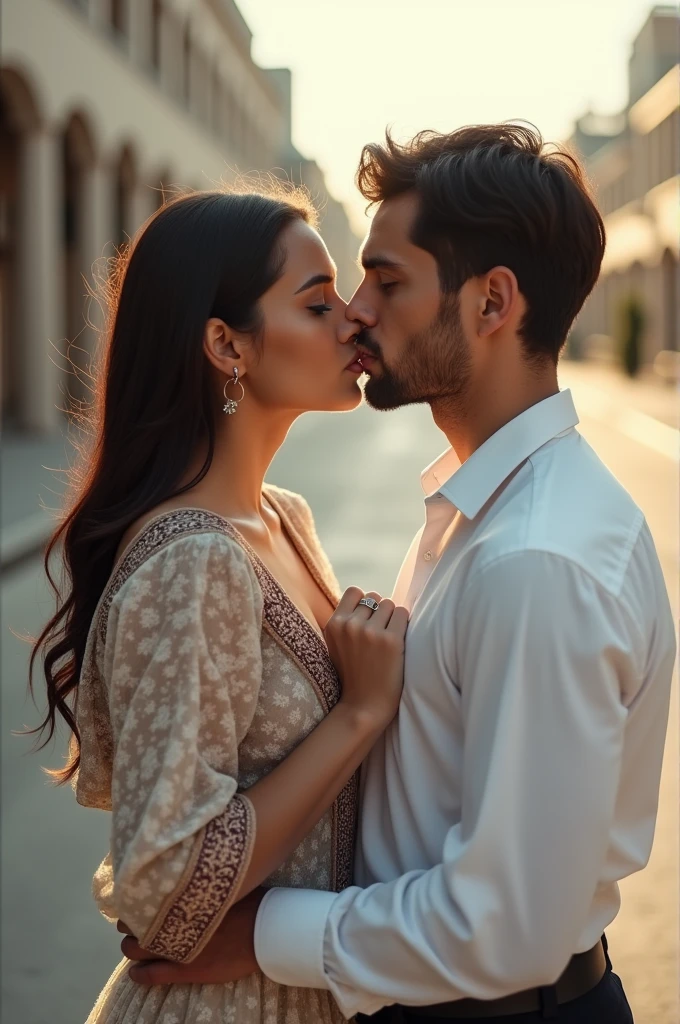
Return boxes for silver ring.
[358,597,380,612]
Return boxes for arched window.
[0,68,43,427]
[151,0,162,73]
[110,0,126,36]
[183,23,192,106]
[223,85,234,148]
[211,67,223,135]
[662,248,678,352]
[0,88,21,424]
[62,112,97,404]
[114,146,136,247]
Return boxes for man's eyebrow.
[294,273,334,295]
[361,254,405,271]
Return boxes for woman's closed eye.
[307,303,333,316]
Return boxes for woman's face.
[243,220,364,414]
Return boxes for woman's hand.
[324,587,409,728]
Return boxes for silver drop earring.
[223,367,245,415]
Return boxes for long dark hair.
[28,186,315,784]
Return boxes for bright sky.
[237,0,658,234]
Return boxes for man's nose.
[341,293,377,343]
[337,317,362,345]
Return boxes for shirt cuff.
[254,887,337,990]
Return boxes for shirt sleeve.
[255,545,670,1017]
[105,532,263,963]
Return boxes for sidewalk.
[1,427,77,568]
[561,358,678,429]
[1,361,677,568]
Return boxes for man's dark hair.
[356,124,606,363]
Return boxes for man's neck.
[431,367,559,464]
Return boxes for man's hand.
[118,887,266,985]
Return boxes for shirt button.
[424,550,433,561]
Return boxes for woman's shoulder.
[110,507,260,606]
[115,503,235,562]
[93,512,263,655]
[264,484,315,527]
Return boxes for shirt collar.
[420,389,580,519]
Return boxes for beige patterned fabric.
[75,487,355,1023]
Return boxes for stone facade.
[568,5,678,366]
[1,0,361,431]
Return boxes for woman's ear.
[477,267,519,338]
[203,318,247,378]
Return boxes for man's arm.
[255,547,671,1019]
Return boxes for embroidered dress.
[74,486,357,1024]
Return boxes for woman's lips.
[345,358,365,375]
[355,352,377,372]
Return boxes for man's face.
[346,192,472,411]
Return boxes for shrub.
[617,294,645,377]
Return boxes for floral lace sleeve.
[103,531,263,962]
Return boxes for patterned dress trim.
[143,794,256,963]
[98,503,357,892]
[261,490,358,891]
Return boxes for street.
[2,363,678,1024]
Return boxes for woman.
[30,186,408,1024]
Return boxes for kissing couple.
[33,122,675,1024]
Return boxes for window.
[224,88,234,147]
[211,69,223,134]
[661,111,679,184]
[151,0,162,72]
[662,249,678,352]
[231,98,242,153]
[114,148,135,246]
[111,0,126,35]
[183,24,192,105]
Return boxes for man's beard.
[360,292,472,412]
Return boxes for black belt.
[397,937,608,1020]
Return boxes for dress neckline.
[110,492,337,645]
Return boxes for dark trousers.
[356,945,634,1023]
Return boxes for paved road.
[2,365,677,1023]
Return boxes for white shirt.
[255,390,676,1019]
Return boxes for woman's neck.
[181,403,298,522]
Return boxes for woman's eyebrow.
[294,273,334,294]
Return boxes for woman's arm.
[105,533,405,962]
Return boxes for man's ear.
[203,318,247,379]
[477,267,520,338]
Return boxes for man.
[120,124,675,1022]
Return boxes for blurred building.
[569,5,679,366]
[1,0,361,433]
